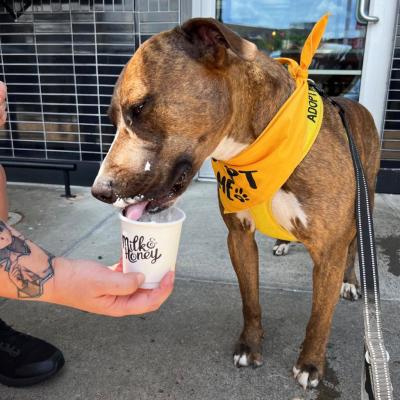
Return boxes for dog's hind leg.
[222,209,264,368]
[340,236,361,301]
[293,240,349,389]
[272,239,291,256]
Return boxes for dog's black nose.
[91,177,117,204]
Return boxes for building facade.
[0,0,398,192]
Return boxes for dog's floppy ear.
[180,18,257,66]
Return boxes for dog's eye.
[131,103,145,116]
[123,99,149,126]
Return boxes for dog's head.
[91,18,257,214]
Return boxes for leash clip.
[307,79,326,97]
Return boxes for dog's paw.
[293,364,321,390]
[273,240,291,256]
[233,344,263,368]
[340,282,361,301]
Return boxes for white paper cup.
[119,206,186,289]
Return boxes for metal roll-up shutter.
[378,5,400,193]
[0,0,183,184]
[382,8,400,164]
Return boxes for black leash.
[336,102,393,400]
[332,100,393,400]
[309,81,393,399]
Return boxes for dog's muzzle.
[91,176,117,204]
[91,159,193,211]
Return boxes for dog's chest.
[236,190,308,235]
[271,190,308,232]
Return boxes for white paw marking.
[144,161,151,171]
[253,358,263,367]
[293,366,320,390]
[233,354,240,366]
[233,353,250,367]
[233,354,249,367]
[273,242,291,256]
[340,282,360,300]
[272,190,308,232]
[238,354,249,366]
[297,371,309,390]
[310,378,319,388]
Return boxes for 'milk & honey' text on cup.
[119,206,185,289]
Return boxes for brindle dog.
[91,18,380,389]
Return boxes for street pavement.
[0,181,399,400]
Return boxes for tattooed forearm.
[0,221,55,298]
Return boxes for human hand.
[0,82,7,125]
[49,258,175,317]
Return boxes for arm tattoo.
[0,221,54,298]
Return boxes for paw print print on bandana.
[234,188,249,202]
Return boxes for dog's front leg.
[222,209,264,368]
[293,242,348,389]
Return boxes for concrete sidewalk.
[0,181,399,400]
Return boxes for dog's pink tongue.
[125,201,148,221]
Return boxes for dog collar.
[212,14,329,241]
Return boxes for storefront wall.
[0,0,399,192]
[0,0,190,185]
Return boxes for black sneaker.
[0,319,65,387]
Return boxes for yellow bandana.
[212,14,329,241]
